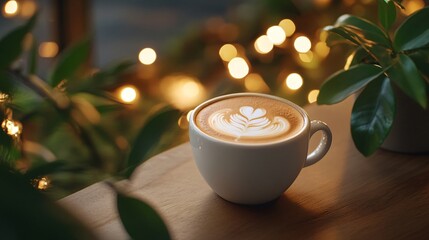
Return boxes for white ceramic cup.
[189,93,332,205]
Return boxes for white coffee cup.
[189,93,332,205]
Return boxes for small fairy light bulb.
[118,85,139,103]
[285,73,303,90]
[254,35,274,54]
[219,44,238,62]
[3,0,19,17]
[37,177,50,190]
[266,26,286,45]
[294,36,312,53]
[0,93,9,103]
[1,119,22,136]
[307,90,320,103]
[138,48,157,65]
[228,57,249,79]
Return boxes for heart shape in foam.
[240,106,266,120]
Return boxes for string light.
[279,19,296,37]
[3,0,18,17]
[307,90,320,103]
[266,26,286,45]
[32,176,50,190]
[254,35,273,54]
[294,36,312,53]
[285,73,303,90]
[1,119,22,137]
[138,48,157,65]
[228,57,249,79]
[118,85,139,103]
[219,44,237,62]
[39,42,59,58]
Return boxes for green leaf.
[350,47,372,66]
[335,14,390,47]
[394,7,429,51]
[125,107,181,178]
[409,49,429,77]
[386,54,427,108]
[318,64,384,105]
[116,191,170,240]
[0,164,96,240]
[48,38,91,87]
[324,25,360,46]
[378,0,396,30]
[0,13,37,70]
[351,77,395,156]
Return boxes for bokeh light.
[266,26,286,45]
[307,90,320,103]
[1,119,22,136]
[244,73,269,92]
[285,73,303,90]
[279,19,296,37]
[402,0,424,15]
[254,35,273,54]
[138,48,157,65]
[20,0,37,17]
[160,75,206,110]
[37,177,50,190]
[299,51,314,63]
[118,85,139,103]
[3,0,18,17]
[294,36,312,53]
[219,44,238,62]
[315,41,330,58]
[228,57,249,79]
[39,42,59,58]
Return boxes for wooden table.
[60,97,429,240]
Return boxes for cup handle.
[304,120,332,167]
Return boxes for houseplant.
[317,0,429,156]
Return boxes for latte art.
[209,106,290,141]
[194,95,304,143]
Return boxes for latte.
[194,95,304,144]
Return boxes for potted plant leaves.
[317,0,429,156]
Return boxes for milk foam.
[208,106,290,141]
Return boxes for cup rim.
[189,92,309,147]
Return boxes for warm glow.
[294,36,312,53]
[254,35,273,54]
[266,26,286,45]
[3,0,18,16]
[314,0,332,8]
[37,177,50,190]
[119,85,139,103]
[20,0,36,17]
[308,90,320,103]
[279,19,296,37]
[138,48,157,65]
[39,42,59,58]
[228,57,249,79]
[285,73,303,90]
[315,42,330,58]
[160,75,206,110]
[344,53,354,70]
[1,119,22,136]
[299,51,314,63]
[244,73,269,92]
[219,44,237,62]
[402,0,424,15]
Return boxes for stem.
[7,70,104,168]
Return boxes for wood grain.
[60,97,429,240]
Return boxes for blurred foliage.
[0,13,181,239]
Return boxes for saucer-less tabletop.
[60,97,429,240]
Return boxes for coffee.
[194,95,304,144]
